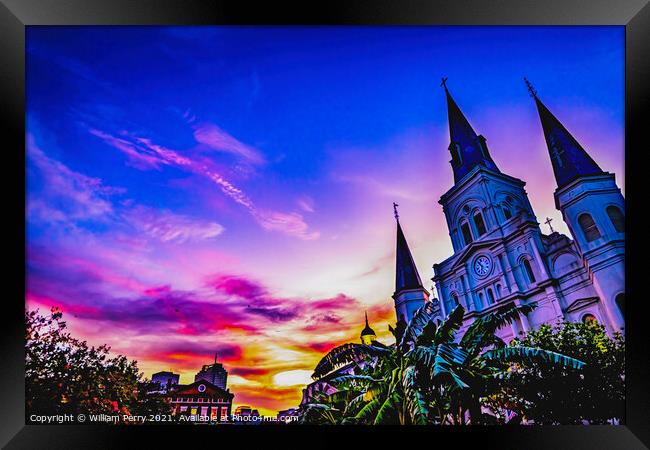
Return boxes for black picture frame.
[2,1,648,448]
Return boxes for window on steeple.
[450,143,462,166]
[578,213,601,242]
[461,222,473,246]
[503,207,512,220]
[606,206,624,233]
[473,212,487,236]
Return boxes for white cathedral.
[391,79,625,341]
[302,79,625,406]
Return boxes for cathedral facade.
[393,80,625,341]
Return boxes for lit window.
[606,206,624,233]
[578,213,601,242]
[582,314,597,324]
[474,212,487,236]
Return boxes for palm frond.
[373,391,399,424]
[328,374,379,385]
[355,397,382,421]
[312,343,390,379]
[415,320,438,347]
[399,303,436,349]
[481,345,586,369]
[343,393,367,417]
[433,344,470,390]
[409,346,438,369]
[433,304,465,346]
[460,302,537,355]
[403,365,429,424]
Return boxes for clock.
[473,255,492,277]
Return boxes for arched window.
[461,222,473,246]
[522,259,536,284]
[582,313,598,324]
[473,212,487,236]
[496,284,502,298]
[503,205,512,220]
[451,293,459,306]
[478,292,484,308]
[487,288,495,305]
[606,206,625,233]
[578,213,601,242]
[615,293,625,319]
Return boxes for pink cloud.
[208,275,266,299]
[90,127,319,240]
[124,205,225,243]
[89,129,165,170]
[253,210,320,241]
[193,122,266,166]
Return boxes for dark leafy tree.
[26,308,170,421]
[483,320,624,424]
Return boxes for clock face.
[473,255,492,277]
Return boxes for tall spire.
[525,78,604,189]
[442,78,499,183]
[394,206,423,294]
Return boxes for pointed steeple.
[441,78,499,183]
[360,311,376,344]
[525,78,604,189]
[393,204,423,295]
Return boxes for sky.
[26,26,624,415]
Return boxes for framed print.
[1,1,648,448]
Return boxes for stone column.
[529,235,550,280]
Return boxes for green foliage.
[301,302,591,425]
[26,308,170,420]
[484,320,624,424]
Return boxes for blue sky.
[26,26,624,413]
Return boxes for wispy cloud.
[27,135,121,224]
[28,133,226,245]
[193,122,266,166]
[124,206,225,244]
[90,127,319,240]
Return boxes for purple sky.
[26,26,624,414]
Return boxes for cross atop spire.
[544,217,555,233]
[525,79,604,188]
[442,79,500,183]
[524,77,537,98]
[440,76,449,90]
[393,202,399,222]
